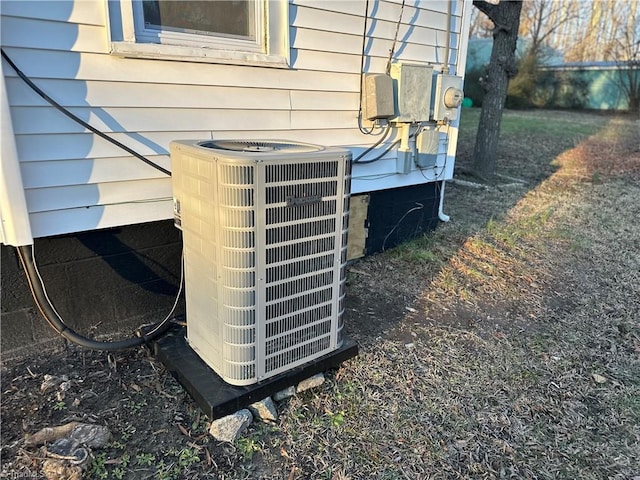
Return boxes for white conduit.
[0,58,33,246]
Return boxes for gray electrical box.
[416,127,440,168]
[389,62,433,123]
[362,73,394,120]
[432,74,464,122]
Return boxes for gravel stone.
[69,423,111,448]
[248,397,278,422]
[209,409,252,443]
[273,386,296,401]
[296,373,325,393]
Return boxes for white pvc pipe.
[399,122,411,151]
[1,58,33,246]
[437,2,453,222]
[443,0,453,73]
[438,180,450,222]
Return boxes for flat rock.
[69,424,111,448]
[209,409,252,443]
[273,386,296,402]
[296,373,325,393]
[248,397,278,422]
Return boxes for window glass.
[141,1,254,40]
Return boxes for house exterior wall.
[1,0,471,240]
[1,1,471,360]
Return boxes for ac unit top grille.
[198,140,323,154]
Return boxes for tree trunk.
[471,1,523,184]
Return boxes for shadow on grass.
[344,109,631,345]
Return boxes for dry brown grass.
[269,112,640,480]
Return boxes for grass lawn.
[302,109,640,480]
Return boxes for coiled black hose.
[17,245,180,351]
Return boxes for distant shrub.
[463,67,486,108]
[535,70,589,109]
[506,53,539,109]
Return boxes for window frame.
[107,0,290,68]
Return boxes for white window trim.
[132,1,264,52]
[108,0,290,68]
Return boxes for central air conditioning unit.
[170,140,352,386]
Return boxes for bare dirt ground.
[2,110,639,479]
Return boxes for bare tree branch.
[472,0,499,22]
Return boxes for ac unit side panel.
[337,158,352,348]
[217,160,259,385]
[184,250,223,376]
[169,146,253,385]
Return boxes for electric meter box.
[389,62,433,123]
[362,73,395,121]
[432,74,464,122]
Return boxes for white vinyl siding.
[1,0,470,239]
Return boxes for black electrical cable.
[17,245,182,351]
[386,0,406,75]
[353,124,393,163]
[353,138,401,165]
[353,123,426,165]
[1,49,171,177]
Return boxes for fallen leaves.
[177,423,190,437]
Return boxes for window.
[135,1,260,51]
[108,0,289,67]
